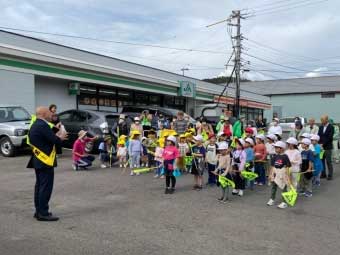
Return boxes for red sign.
[213,96,271,109]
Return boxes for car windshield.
[0,107,31,123]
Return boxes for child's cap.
[167,136,177,144]
[245,138,254,146]
[185,132,192,138]
[208,133,216,140]
[256,134,266,141]
[117,141,125,145]
[274,141,286,149]
[236,138,245,147]
[179,134,186,139]
[286,137,298,146]
[300,133,310,138]
[301,138,311,145]
[131,130,141,136]
[217,142,228,150]
[266,134,277,141]
[104,135,112,142]
[193,135,204,142]
[245,127,254,134]
[310,134,320,141]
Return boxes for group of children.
[73,124,324,207]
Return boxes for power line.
[0,26,231,55]
[243,52,310,72]
[245,0,329,18]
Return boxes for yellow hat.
[131,130,141,136]
[119,134,127,139]
[180,134,186,139]
[117,141,125,145]
[188,128,195,134]
[185,132,193,138]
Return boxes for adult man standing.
[318,115,334,180]
[305,118,319,135]
[27,107,67,221]
[174,111,188,135]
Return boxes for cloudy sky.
[1,0,339,81]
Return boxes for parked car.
[58,109,120,153]
[121,105,195,124]
[0,105,31,157]
[279,116,307,133]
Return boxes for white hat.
[301,138,311,145]
[256,134,266,141]
[274,141,286,149]
[286,137,298,145]
[273,117,279,122]
[310,134,320,141]
[245,138,254,145]
[167,135,177,144]
[300,133,310,138]
[141,136,147,141]
[237,138,245,146]
[134,117,140,121]
[119,114,125,119]
[274,131,283,136]
[266,134,277,141]
[217,131,224,137]
[193,135,203,142]
[217,142,229,150]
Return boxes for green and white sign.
[178,81,196,98]
[68,82,80,95]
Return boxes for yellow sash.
[32,145,56,167]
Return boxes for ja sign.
[178,81,196,98]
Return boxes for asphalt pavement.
[0,150,340,255]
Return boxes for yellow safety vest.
[27,115,56,167]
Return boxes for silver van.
[0,105,31,156]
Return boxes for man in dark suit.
[27,106,67,221]
[318,115,334,180]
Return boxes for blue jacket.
[27,119,62,169]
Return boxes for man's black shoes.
[35,214,59,221]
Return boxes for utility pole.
[206,10,244,119]
[181,67,189,76]
[233,10,242,119]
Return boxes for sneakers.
[277,202,288,209]
[130,171,134,176]
[232,189,238,195]
[154,174,159,178]
[267,199,275,206]
[164,188,170,194]
[72,164,78,171]
[100,164,107,169]
[119,164,123,168]
[299,191,306,196]
[304,191,313,198]
[238,190,244,197]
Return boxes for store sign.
[178,81,196,98]
[68,82,80,95]
[213,95,271,109]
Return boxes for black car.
[58,109,120,153]
[121,105,195,124]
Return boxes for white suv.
[0,105,31,157]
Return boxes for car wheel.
[0,137,16,157]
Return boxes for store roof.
[236,76,340,96]
[0,29,269,104]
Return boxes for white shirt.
[323,123,329,134]
[285,149,302,172]
[268,125,282,135]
